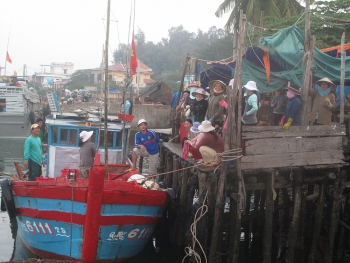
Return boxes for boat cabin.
[45,118,130,177]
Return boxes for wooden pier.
[159,124,350,263]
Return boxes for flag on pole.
[14,70,17,76]
[6,52,12,64]
[130,32,138,75]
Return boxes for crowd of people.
[23,76,339,179]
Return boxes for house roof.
[93,60,153,74]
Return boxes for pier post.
[263,170,275,263]
[309,180,326,262]
[287,168,302,262]
[172,156,179,190]
[324,170,346,263]
[176,161,189,245]
[165,152,173,188]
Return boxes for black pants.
[28,158,42,181]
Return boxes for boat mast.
[104,0,111,178]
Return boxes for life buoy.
[0,179,17,219]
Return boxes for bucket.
[117,114,134,122]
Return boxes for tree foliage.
[65,70,93,90]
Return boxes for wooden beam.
[263,170,275,263]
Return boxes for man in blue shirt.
[131,119,160,176]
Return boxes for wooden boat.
[2,154,169,262]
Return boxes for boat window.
[60,129,69,145]
[70,130,78,145]
[99,131,115,148]
[116,131,122,148]
[51,126,58,144]
[0,99,6,112]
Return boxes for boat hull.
[10,166,168,262]
[0,112,32,138]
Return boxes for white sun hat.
[137,119,147,126]
[244,81,259,91]
[198,120,215,132]
[80,130,93,142]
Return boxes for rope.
[182,191,209,263]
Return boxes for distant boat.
[0,76,40,138]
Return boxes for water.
[0,138,184,263]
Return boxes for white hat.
[137,119,147,126]
[198,120,215,132]
[229,78,234,87]
[80,130,93,142]
[244,81,259,91]
[190,122,201,133]
[191,88,208,98]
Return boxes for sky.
[0,0,230,76]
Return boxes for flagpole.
[4,23,12,76]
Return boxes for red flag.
[6,52,12,64]
[130,32,138,75]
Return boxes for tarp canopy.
[200,24,350,94]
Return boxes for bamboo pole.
[103,0,111,178]
[301,0,314,126]
[263,171,275,263]
[228,12,246,263]
[340,32,346,124]
[173,53,191,143]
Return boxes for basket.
[117,114,134,122]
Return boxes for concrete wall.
[58,102,171,131]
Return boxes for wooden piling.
[176,162,189,246]
[308,180,326,263]
[172,156,179,190]
[324,170,346,263]
[263,170,275,263]
[287,169,302,262]
[165,152,173,188]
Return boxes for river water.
[0,138,184,263]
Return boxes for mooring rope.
[182,191,209,263]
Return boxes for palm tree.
[216,0,304,54]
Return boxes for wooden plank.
[241,151,345,170]
[242,125,346,139]
[245,136,342,155]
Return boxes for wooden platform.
[241,124,347,171]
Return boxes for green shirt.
[24,135,43,166]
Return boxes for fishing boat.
[0,76,40,138]
[1,1,171,261]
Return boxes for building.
[32,62,74,89]
[90,60,156,91]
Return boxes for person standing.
[309,77,336,125]
[192,88,209,123]
[132,119,160,176]
[282,84,302,129]
[206,80,226,135]
[79,130,96,178]
[271,89,288,125]
[242,81,259,125]
[23,124,45,181]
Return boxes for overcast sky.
[0,0,230,76]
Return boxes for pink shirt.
[195,132,224,153]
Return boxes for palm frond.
[215,0,235,18]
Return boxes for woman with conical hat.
[309,77,336,125]
[206,80,226,136]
